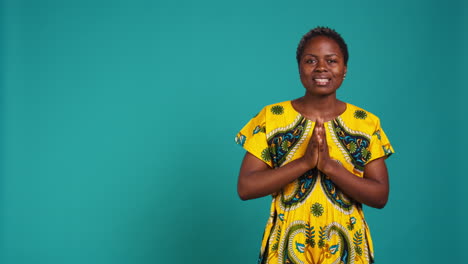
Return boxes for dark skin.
[238,36,389,208]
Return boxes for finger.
[317,130,324,153]
[311,137,318,149]
[314,118,323,151]
[317,118,324,134]
[312,122,321,142]
[320,123,330,155]
[314,119,321,133]
[317,119,327,153]
[319,122,324,135]
[310,127,318,147]
[317,117,323,124]
[321,122,326,141]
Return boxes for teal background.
[1,0,466,263]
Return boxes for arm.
[237,120,390,208]
[320,158,389,208]
[237,119,323,201]
[238,152,310,200]
[315,121,389,209]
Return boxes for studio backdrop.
[1,0,466,263]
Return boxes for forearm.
[321,161,389,208]
[238,158,311,200]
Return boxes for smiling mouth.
[313,78,331,85]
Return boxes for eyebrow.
[304,53,340,57]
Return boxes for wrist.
[320,159,340,175]
[297,156,315,171]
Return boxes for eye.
[327,59,338,63]
[305,59,317,64]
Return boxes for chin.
[305,87,338,96]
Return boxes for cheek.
[299,65,312,75]
[334,68,345,77]
[298,67,305,77]
[299,69,310,81]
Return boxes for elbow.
[237,184,252,201]
[237,192,250,201]
[370,196,388,209]
[373,201,387,209]
[237,179,256,201]
[367,184,389,209]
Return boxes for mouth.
[313,78,331,86]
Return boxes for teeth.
[314,79,329,82]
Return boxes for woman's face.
[299,36,347,97]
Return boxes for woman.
[235,27,394,264]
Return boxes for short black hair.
[296,26,349,66]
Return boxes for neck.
[293,92,344,121]
[303,92,338,110]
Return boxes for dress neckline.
[288,100,349,123]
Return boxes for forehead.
[303,36,342,56]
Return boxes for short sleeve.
[366,118,394,164]
[235,107,273,167]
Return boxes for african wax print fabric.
[235,101,394,264]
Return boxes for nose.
[315,60,328,72]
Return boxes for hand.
[315,119,334,172]
[301,119,320,169]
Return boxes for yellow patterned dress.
[235,101,394,264]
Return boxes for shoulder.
[341,103,382,131]
[262,100,292,115]
[251,100,295,119]
[251,100,301,133]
